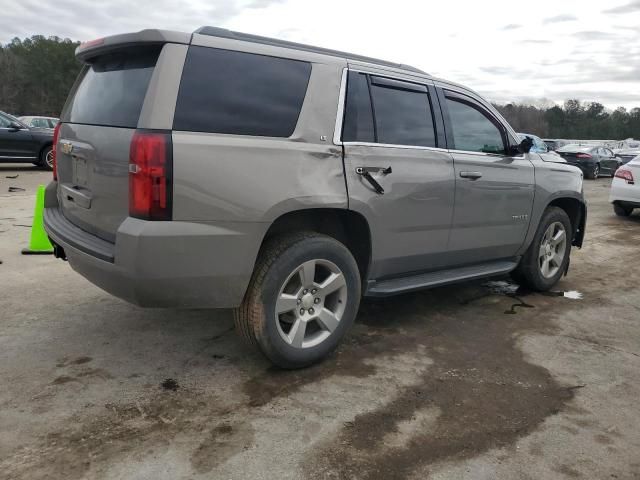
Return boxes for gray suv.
[44,27,586,368]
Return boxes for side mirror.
[8,122,22,131]
[510,137,533,155]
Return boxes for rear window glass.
[62,47,159,128]
[173,46,311,137]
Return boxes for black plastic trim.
[44,207,115,263]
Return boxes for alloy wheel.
[275,259,347,349]
[538,221,567,279]
[45,148,54,168]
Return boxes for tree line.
[494,100,640,140]
[1,36,639,141]
[0,36,81,118]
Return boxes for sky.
[1,0,639,109]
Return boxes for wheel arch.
[547,196,586,248]
[38,141,53,161]
[257,208,372,285]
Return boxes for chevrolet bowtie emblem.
[61,142,73,154]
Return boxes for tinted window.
[446,98,505,154]
[63,47,159,128]
[174,47,311,137]
[370,80,435,147]
[342,72,375,142]
[32,118,49,128]
[0,114,11,128]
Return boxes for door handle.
[356,167,389,194]
[459,171,483,180]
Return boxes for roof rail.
[194,26,427,75]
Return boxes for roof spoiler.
[75,29,191,62]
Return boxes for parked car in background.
[0,111,55,169]
[610,155,640,216]
[615,148,640,165]
[18,116,59,130]
[556,144,621,179]
[543,139,566,151]
[44,27,586,368]
[612,138,640,154]
[518,133,548,153]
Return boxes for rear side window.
[445,97,505,154]
[174,47,311,137]
[341,72,436,147]
[370,78,436,147]
[63,47,160,128]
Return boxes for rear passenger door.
[339,69,455,279]
[440,89,535,264]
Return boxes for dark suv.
[0,111,54,169]
[44,28,587,368]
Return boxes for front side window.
[174,47,311,137]
[446,97,505,154]
[0,114,11,128]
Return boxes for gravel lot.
[1,164,639,480]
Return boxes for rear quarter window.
[62,47,160,128]
[173,47,311,137]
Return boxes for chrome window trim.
[333,67,437,149]
[449,149,525,160]
[342,141,448,153]
[333,67,348,145]
[333,69,526,158]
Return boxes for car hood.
[538,151,566,163]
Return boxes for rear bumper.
[43,189,266,308]
[610,178,640,206]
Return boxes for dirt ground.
[1,164,639,480]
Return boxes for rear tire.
[39,145,53,171]
[512,207,572,291]
[613,203,633,217]
[234,232,361,369]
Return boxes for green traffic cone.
[21,184,54,255]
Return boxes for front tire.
[234,232,361,369]
[39,145,53,171]
[512,207,572,291]
[613,203,633,217]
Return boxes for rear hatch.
[57,46,161,242]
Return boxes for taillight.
[615,168,634,184]
[52,123,61,180]
[576,153,592,159]
[128,130,172,221]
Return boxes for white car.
[17,116,59,129]
[610,155,640,217]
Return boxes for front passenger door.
[441,90,535,265]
